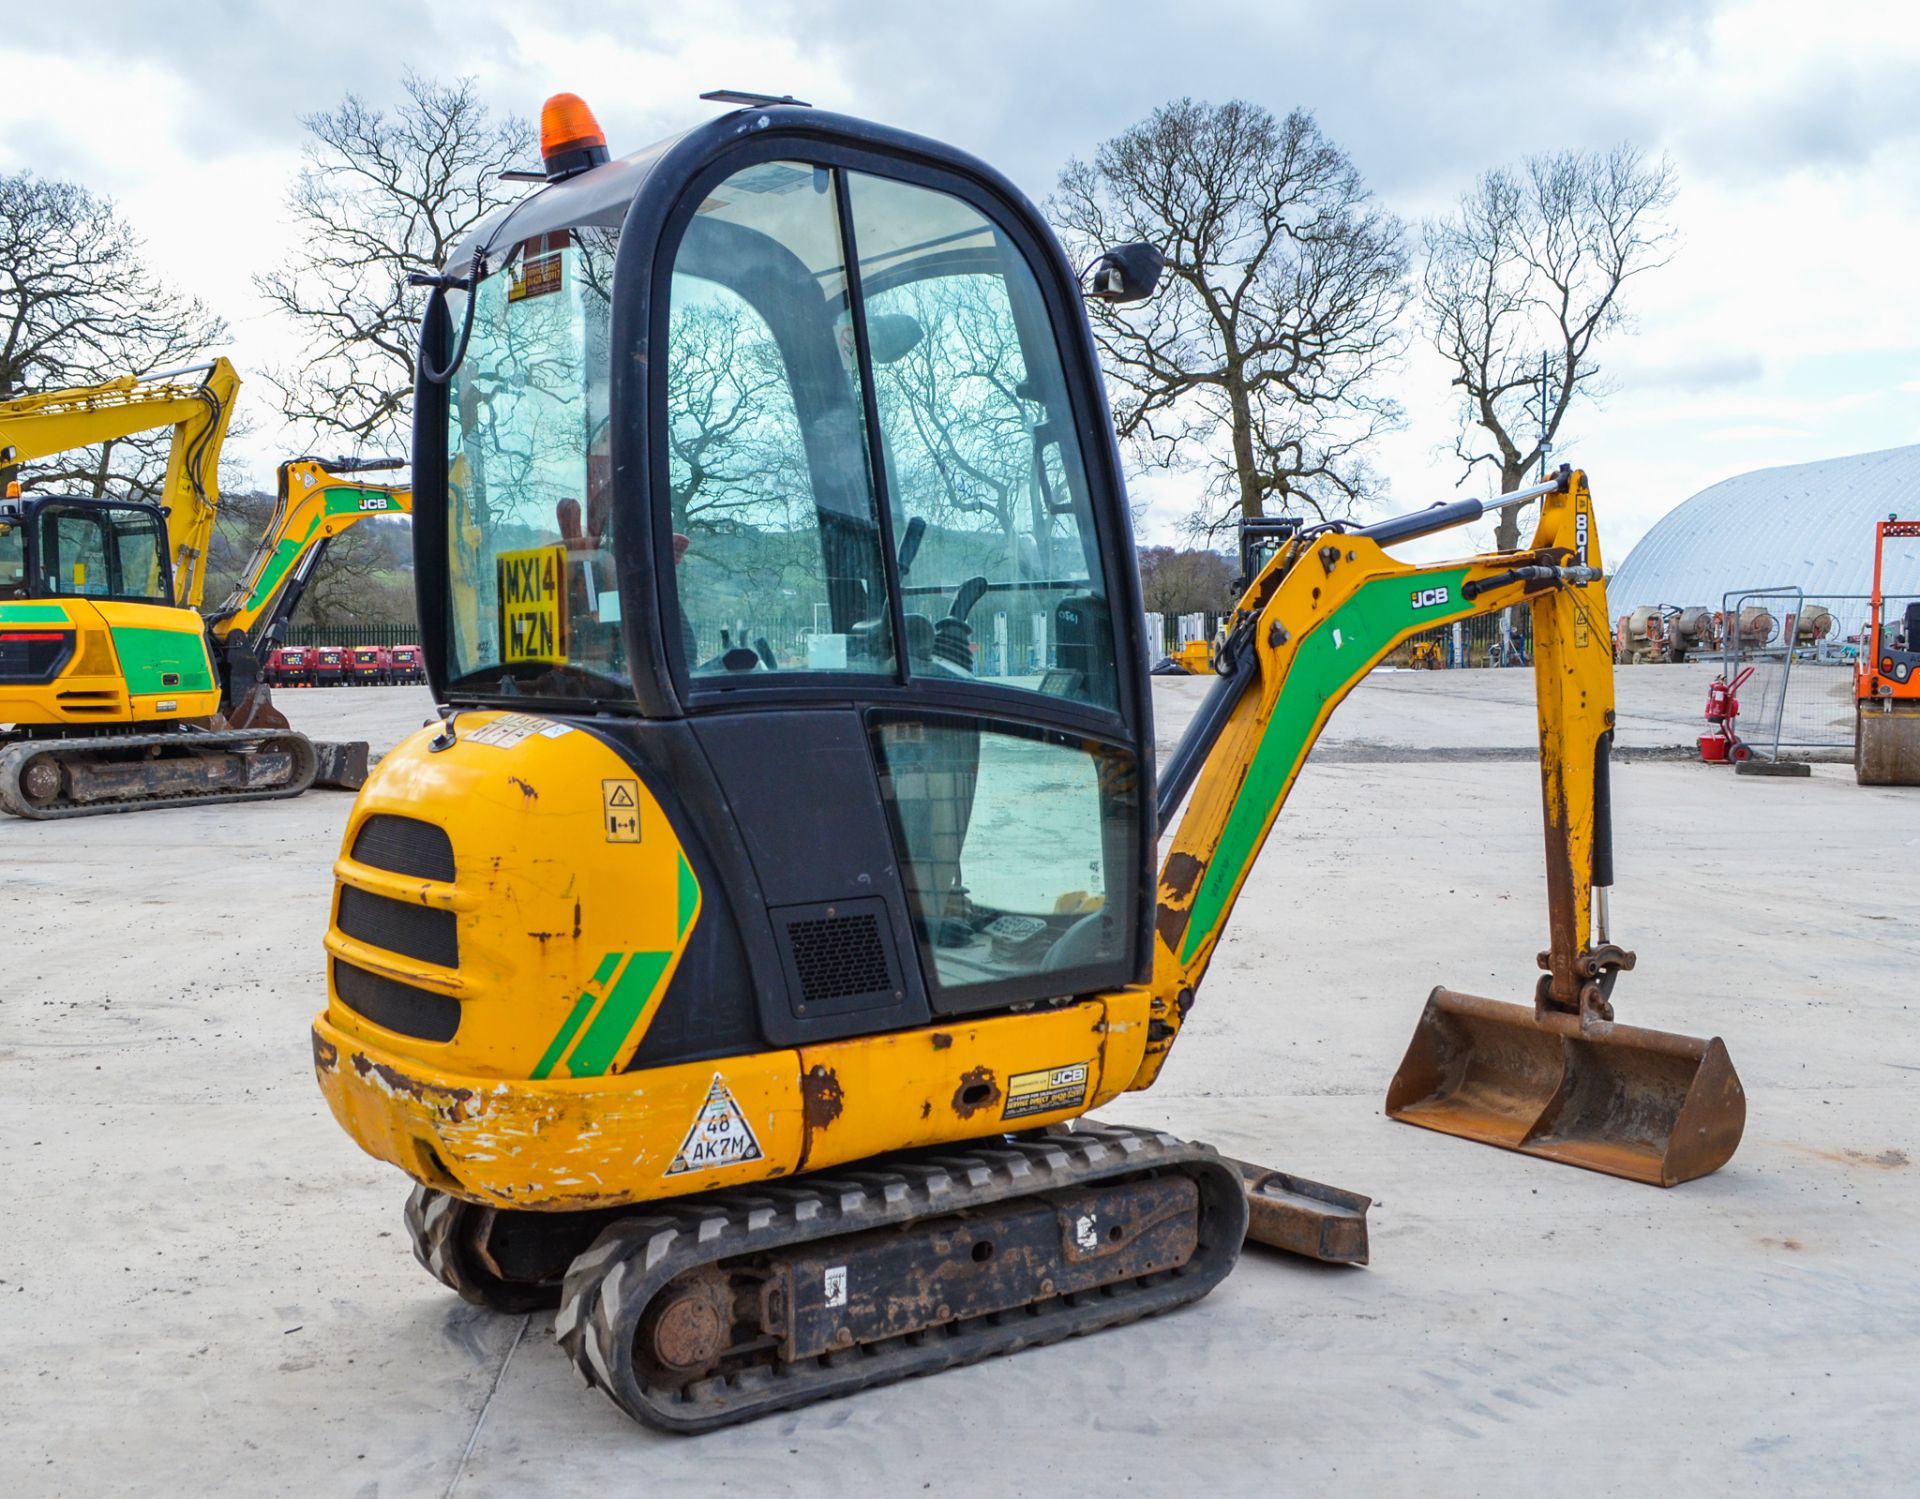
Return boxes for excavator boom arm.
[207,458,412,646]
[0,359,240,608]
[1133,469,1614,1085]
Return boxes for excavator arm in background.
[0,359,240,609]
[1135,467,1746,1185]
[203,457,411,715]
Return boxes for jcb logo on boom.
[1409,586,1451,610]
[359,495,395,512]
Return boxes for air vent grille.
[332,959,460,1043]
[351,814,455,882]
[337,884,458,968]
[784,912,893,1003]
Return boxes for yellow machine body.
[316,472,1740,1207]
[314,711,1149,1207]
[0,597,220,726]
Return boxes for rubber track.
[554,1121,1248,1433]
[405,1186,561,1314]
[0,730,318,819]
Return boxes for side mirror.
[1085,242,1165,304]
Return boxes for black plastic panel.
[337,884,459,968]
[769,897,903,1019]
[351,815,455,882]
[332,959,460,1043]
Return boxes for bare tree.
[0,171,227,497]
[258,73,533,454]
[1052,99,1409,538]
[1138,545,1236,616]
[1424,145,1677,549]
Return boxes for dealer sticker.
[466,712,554,749]
[1001,1062,1090,1121]
[665,1074,765,1176]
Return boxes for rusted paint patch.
[920,1100,932,1119]
[801,1066,844,1130]
[508,775,539,802]
[347,1050,478,1122]
[1161,851,1204,900]
[572,900,583,939]
[796,1065,844,1175]
[1155,901,1192,954]
[930,1032,953,1051]
[950,1065,1000,1119]
[311,1031,338,1072]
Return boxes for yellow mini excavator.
[311,93,1747,1431]
[0,365,394,816]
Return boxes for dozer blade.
[1385,987,1745,1187]
[1223,1158,1370,1264]
[311,740,370,790]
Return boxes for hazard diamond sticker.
[664,1074,765,1176]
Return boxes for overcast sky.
[4,0,1917,558]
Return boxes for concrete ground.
[2,674,1915,1497]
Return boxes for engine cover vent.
[351,814,455,882]
[770,897,902,1018]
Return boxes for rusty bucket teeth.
[1385,987,1746,1187]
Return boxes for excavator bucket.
[1385,988,1746,1187]
[225,684,292,731]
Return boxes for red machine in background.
[1700,665,1756,763]
[312,646,347,686]
[386,645,425,684]
[266,646,313,687]
[348,645,389,685]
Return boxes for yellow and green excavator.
[311,92,1748,1431]
[0,363,407,816]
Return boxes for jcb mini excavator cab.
[313,93,1746,1432]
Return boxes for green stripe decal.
[109,625,216,695]
[530,951,628,1080]
[243,512,325,613]
[564,951,672,1076]
[1179,568,1473,963]
[677,853,698,940]
[0,604,70,623]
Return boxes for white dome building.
[1610,445,1920,630]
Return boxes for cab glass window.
[0,517,26,597]
[444,226,624,697]
[873,715,1137,1009]
[33,504,167,602]
[848,173,1118,711]
[665,161,894,679]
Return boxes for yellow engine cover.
[313,710,1151,1210]
[0,599,219,726]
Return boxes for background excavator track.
[0,729,319,819]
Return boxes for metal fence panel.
[283,622,422,649]
[1722,586,1801,760]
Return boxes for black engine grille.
[786,913,892,1001]
[337,884,458,968]
[351,814,455,882]
[332,959,460,1043]
[770,898,901,1012]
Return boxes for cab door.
[655,143,1152,1019]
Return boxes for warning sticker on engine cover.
[1001,1062,1090,1121]
[665,1075,765,1175]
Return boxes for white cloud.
[0,0,1916,559]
